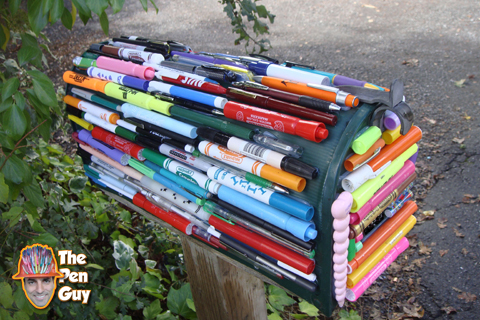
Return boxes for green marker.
[352,126,382,155]
[73,56,97,69]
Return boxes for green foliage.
[338,309,362,320]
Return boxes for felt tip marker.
[344,138,385,172]
[96,56,156,80]
[197,127,318,180]
[223,101,329,143]
[87,66,150,92]
[91,126,145,161]
[71,87,122,112]
[90,43,165,65]
[73,56,97,69]
[158,144,213,172]
[68,114,93,131]
[77,130,130,165]
[199,140,307,192]
[64,95,120,124]
[161,60,237,83]
[252,132,304,158]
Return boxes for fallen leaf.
[412,258,426,268]
[418,243,432,255]
[362,4,377,8]
[453,228,465,238]
[458,292,477,302]
[454,79,466,87]
[368,307,383,319]
[441,306,457,314]
[423,117,437,125]
[452,137,465,144]
[423,210,435,216]
[402,58,419,67]
[452,287,463,293]
[439,249,449,257]
[408,278,415,287]
[464,113,471,120]
[388,262,403,273]
[461,248,468,255]
[437,219,448,229]
[403,304,425,318]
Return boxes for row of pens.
[63,35,421,306]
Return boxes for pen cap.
[382,125,401,145]
[142,148,168,167]
[268,193,314,221]
[260,165,306,192]
[68,114,93,131]
[96,56,155,80]
[196,127,230,147]
[295,119,329,142]
[280,157,319,180]
[63,71,108,93]
[247,60,275,75]
[352,126,382,155]
[344,138,385,172]
[383,110,401,130]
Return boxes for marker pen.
[214,184,317,241]
[344,138,385,172]
[141,148,221,194]
[108,40,167,55]
[90,43,165,65]
[63,71,173,115]
[253,76,359,108]
[382,125,401,145]
[352,126,382,155]
[347,215,416,288]
[77,130,130,165]
[121,103,197,139]
[162,60,237,83]
[348,172,416,239]
[212,199,315,251]
[68,114,93,131]
[147,80,227,109]
[197,127,318,179]
[233,81,341,113]
[147,63,219,82]
[346,237,409,302]
[349,201,417,272]
[349,162,416,224]
[91,126,145,161]
[64,95,120,124]
[383,110,401,130]
[85,165,138,195]
[96,56,155,80]
[128,158,205,205]
[350,144,418,212]
[117,36,192,53]
[207,167,314,221]
[71,87,122,112]
[73,56,97,69]
[111,38,174,55]
[158,144,212,172]
[342,126,422,192]
[199,141,307,192]
[87,66,150,91]
[208,214,315,274]
[248,60,330,87]
[223,101,328,143]
[225,87,337,126]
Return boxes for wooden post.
[182,237,268,320]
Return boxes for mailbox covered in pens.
[64,37,419,317]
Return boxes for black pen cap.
[280,157,319,180]
[196,127,231,147]
[89,43,104,52]
[135,135,161,151]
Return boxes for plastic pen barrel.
[91,127,145,161]
[96,56,156,80]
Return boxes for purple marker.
[408,151,418,164]
[383,110,401,130]
[78,129,131,165]
[171,51,248,69]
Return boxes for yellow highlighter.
[350,143,418,212]
[68,114,93,131]
[382,125,402,145]
[347,215,417,288]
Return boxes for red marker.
[223,101,328,142]
[155,69,227,95]
[91,127,145,161]
[208,215,315,274]
[133,193,193,235]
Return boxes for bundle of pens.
[62,35,419,311]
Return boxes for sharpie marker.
[91,127,145,161]
[233,81,341,113]
[253,76,359,108]
[158,144,212,172]
[64,95,120,124]
[73,56,97,69]
[248,60,330,87]
[199,141,306,192]
[197,127,318,179]
[222,101,329,143]
[226,87,337,126]
[207,167,314,221]
[87,66,150,91]
[90,43,165,65]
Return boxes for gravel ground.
[44,0,480,318]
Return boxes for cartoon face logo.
[12,244,64,309]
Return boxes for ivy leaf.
[31,232,59,247]
[99,10,109,35]
[186,298,196,312]
[69,175,88,193]
[49,0,64,24]
[156,311,177,320]
[112,240,135,270]
[298,300,319,317]
[2,102,26,139]
[0,172,9,203]
[95,296,119,320]
[0,309,13,320]
[27,0,49,35]
[27,70,58,109]
[112,280,135,302]
[85,0,108,16]
[0,281,14,309]
[167,283,196,319]
[23,179,45,208]
[111,0,125,14]
[2,155,32,185]
[2,206,23,228]
[12,310,30,320]
[143,299,163,319]
[1,77,19,101]
[338,309,362,320]
[267,285,295,311]
[268,313,283,320]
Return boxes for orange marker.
[63,71,108,93]
[253,75,359,108]
[64,95,120,124]
[344,138,386,172]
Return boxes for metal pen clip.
[284,61,315,70]
[232,81,269,90]
[152,92,175,102]
[199,64,225,71]
[248,53,279,64]
[227,88,258,98]
[306,82,339,93]
[352,147,382,171]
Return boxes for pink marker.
[346,237,409,302]
[350,160,415,225]
[96,56,155,80]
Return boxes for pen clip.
[232,81,269,91]
[352,147,382,171]
[227,88,258,98]
[284,61,316,70]
[199,64,225,72]
[248,54,279,64]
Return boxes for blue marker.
[207,167,314,221]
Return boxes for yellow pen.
[215,64,254,81]
[382,125,402,145]
[68,114,94,131]
[347,215,416,288]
